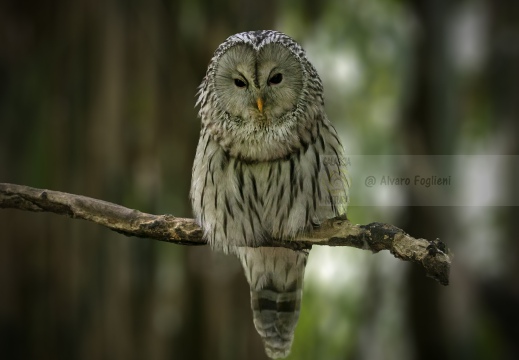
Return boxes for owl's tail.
[237,247,308,359]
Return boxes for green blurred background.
[1,0,518,359]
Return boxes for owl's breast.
[191,121,348,252]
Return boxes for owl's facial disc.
[214,43,304,126]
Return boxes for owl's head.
[198,31,324,162]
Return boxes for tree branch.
[0,182,451,285]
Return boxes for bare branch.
[0,183,451,285]
[0,183,204,245]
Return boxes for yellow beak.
[256,98,263,113]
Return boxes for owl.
[191,30,349,359]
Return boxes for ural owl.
[191,30,349,358]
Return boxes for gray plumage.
[191,30,349,358]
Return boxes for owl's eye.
[234,79,247,88]
[269,73,283,85]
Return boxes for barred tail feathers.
[237,247,308,359]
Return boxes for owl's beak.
[256,98,263,113]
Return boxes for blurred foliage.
[1,0,518,359]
